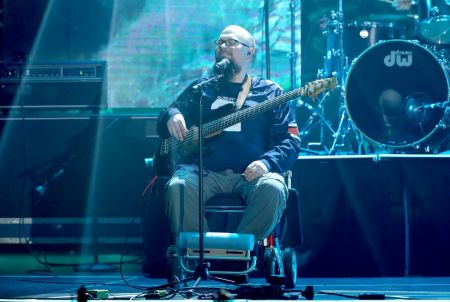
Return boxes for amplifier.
[0,61,106,110]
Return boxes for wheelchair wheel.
[282,247,297,289]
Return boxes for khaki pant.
[164,165,288,241]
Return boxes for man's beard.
[214,55,243,80]
[223,60,241,79]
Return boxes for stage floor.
[1,275,450,301]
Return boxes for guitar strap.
[235,75,252,110]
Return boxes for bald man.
[156,25,300,244]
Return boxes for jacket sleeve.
[259,86,301,173]
[156,80,200,139]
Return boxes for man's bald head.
[220,25,256,49]
[215,25,256,82]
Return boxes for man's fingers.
[167,114,187,141]
[173,125,184,140]
[176,120,187,138]
[243,165,263,182]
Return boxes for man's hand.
[167,113,187,141]
[243,160,269,182]
[392,0,413,11]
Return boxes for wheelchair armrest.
[283,170,292,189]
[279,188,303,247]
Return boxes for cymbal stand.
[305,2,349,154]
[329,93,349,154]
[327,0,363,154]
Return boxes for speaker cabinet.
[0,61,106,109]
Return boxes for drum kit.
[301,0,450,154]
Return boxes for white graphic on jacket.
[211,97,241,132]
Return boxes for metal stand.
[264,0,271,80]
[174,74,237,286]
[288,0,298,91]
[288,0,299,116]
[328,0,367,154]
[325,1,348,154]
[299,91,337,154]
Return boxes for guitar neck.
[202,86,306,136]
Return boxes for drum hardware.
[327,87,366,155]
[329,96,350,154]
[298,91,337,154]
[406,98,450,115]
[321,4,369,154]
[300,0,359,155]
[418,0,450,44]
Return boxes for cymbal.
[357,13,418,21]
[377,0,393,4]
[376,0,418,7]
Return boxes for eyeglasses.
[214,39,251,48]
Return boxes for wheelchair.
[198,188,303,288]
[142,169,303,288]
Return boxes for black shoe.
[211,260,249,284]
[142,256,168,278]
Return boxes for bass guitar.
[153,77,337,176]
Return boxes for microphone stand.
[192,76,214,282]
[179,73,236,286]
[288,0,298,118]
[288,0,298,92]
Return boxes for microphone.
[408,101,449,113]
[213,58,230,74]
[406,99,450,124]
[421,101,449,110]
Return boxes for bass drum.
[345,39,450,150]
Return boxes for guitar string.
[163,80,328,152]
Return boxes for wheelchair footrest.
[177,232,257,275]
[178,232,255,251]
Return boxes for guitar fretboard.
[202,86,308,136]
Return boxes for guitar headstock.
[304,77,338,100]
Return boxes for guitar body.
[152,127,200,177]
[152,142,178,177]
[152,104,235,176]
